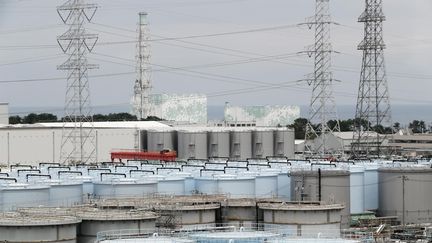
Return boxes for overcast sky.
[0,0,431,115]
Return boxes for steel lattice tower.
[132,12,153,120]
[352,0,392,158]
[57,0,98,164]
[304,0,341,157]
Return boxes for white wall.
[0,128,136,166]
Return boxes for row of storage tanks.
[144,128,295,159]
[1,159,432,226]
[0,197,357,243]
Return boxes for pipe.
[130,170,155,176]
[311,163,337,168]
[48,166,71,173]
[181,165,205,170]
[268,161,292,166]
[156,167,181,174]
[115,165,139,172]
[17,169,41,176]
[26,174,51,182]
[248,163,271,168]
[0,172,9,177]
[0,177,17,183]
[318,168,322,202]
[88,168,111,174]
[100,173,126,182]
[200,169,225,177]
[11,164,34,170]
[58,171,82,178]
[224,166,249,172]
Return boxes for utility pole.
[132,12,153,120]
[401,175,408,226]
[303,0,342,157]
[57,0,98,164]
[352,0,393,158]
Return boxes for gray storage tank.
[259,202,345,238]
[208,130,230,158]
[274,129,295,158]
[252,129,274,158]
[147,129,176,152]
[177,130,208,160]
[230,130,253,160]
[0,213,81,243]
[378,167,432,224]
[290,170,350,228]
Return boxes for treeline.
[9,113,163,124]
[289,118,429,139]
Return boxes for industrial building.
[0,121,295,165]
[224,103,300,127]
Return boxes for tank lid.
[290,169,349,177]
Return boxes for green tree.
[289,118,309,139]
[409,120,426,133]
[9,115,22,124]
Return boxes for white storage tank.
[217,175,255,198]
[0,184,50,211]
[230,130,253,160]
[195,178,219,195]
[147,129,176,151]
[349,167,365,215]
[364,166,379,211]
[274,129,295,158]
[93,179,158,198]
[49,181,83,207]
[157,176,186,195]
[252,129,274,158]
[208,130,230,158]
[378,167,432,224]
[177,130,208,160]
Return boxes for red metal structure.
[110,149,177,162]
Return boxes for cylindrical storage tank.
[230,130,252,160]
[254,173,278,198]
[277,173,291,200]
[93,179,158,198]
[252,129,274,158]
[259,202,344,238]
[157,177,186,195]
[378,167,432,224]
[195,178,219,195]
[364,166,379,211]
[0,213,81,243]
[77,209,159,243]
[220,199,281,227]
[0,184,50,211]
[208,130,230,158]
[157,204,220,230]
[177,130,208,160]
[217,175,255,198]
[349,167,365,215]
[147,130,176,152]
[274,129,295,158]
[290,170,350,228]
[49,181,83,207]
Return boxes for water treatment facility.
[2,0,432,242]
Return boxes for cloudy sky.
[0,0,431,115]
